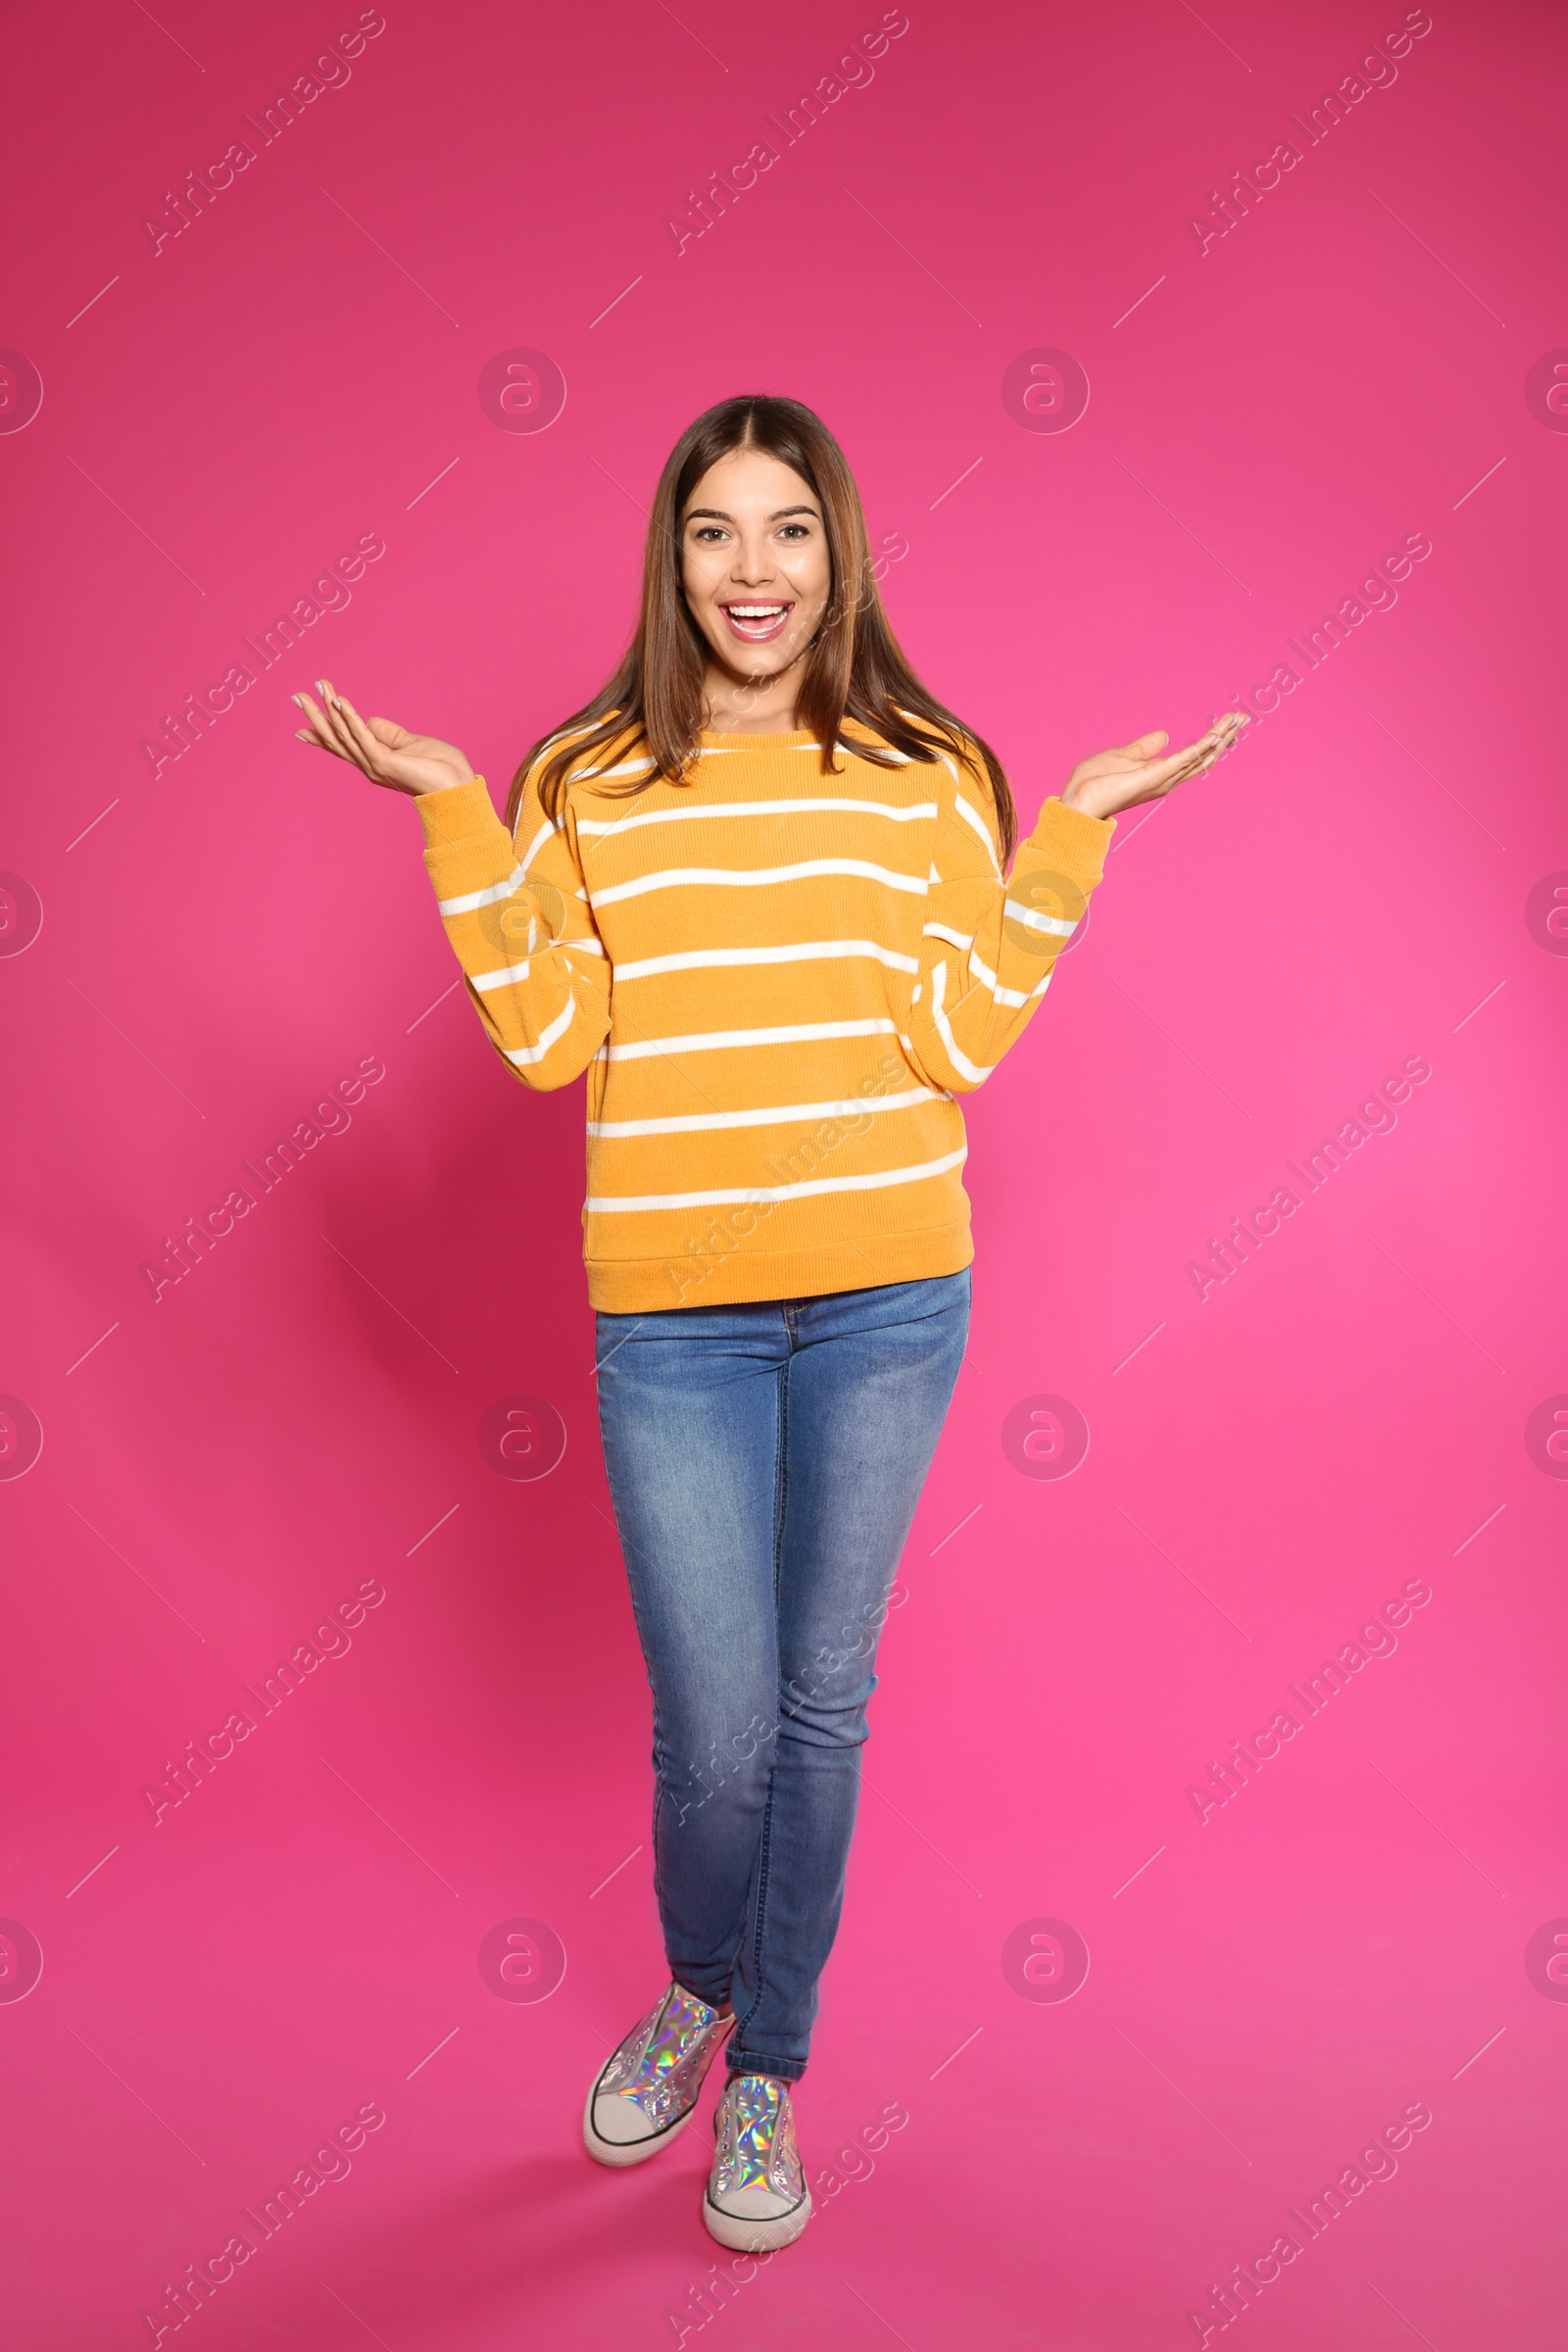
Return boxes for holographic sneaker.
[583,1983,733,2167]
[703,2073,812,2250]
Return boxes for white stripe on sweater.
[1004,896,1078,938]
[516,819,556,870]
[612,938,920,982]
[590,858,928,909]
[501,993,578,1066]
[585,1146,968,1213]
[575,797,938,839]
[955,792,1001,872]
[571,756,659,781]
[931,959,993,1086]
[607,1017,897,1061]
[514,728,600,834]
[438,865,526,915]
[966,947,1052,1008]
[587,1085,938,1139]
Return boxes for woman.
[292,393,1244,2252]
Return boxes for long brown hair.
[506,394,1017,862]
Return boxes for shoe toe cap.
[591,2092,656,2146]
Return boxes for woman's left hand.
[1059,711,1249,822]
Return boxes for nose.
[729,533,776,587]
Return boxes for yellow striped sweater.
[416,721,1115,1310]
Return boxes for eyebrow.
[684,505,820,523]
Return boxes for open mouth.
[720,601,794,644]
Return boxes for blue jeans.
[595,1270,970,2082]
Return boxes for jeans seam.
[772,1353,789,1609]
[734,1354,789,2055]
[600,1348,690,1976]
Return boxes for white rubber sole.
[702,2185,813,2252]
[582,2082,695,2169]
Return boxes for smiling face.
[679,446,833,719]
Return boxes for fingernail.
[292,694,304,708]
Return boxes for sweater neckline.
[698,726,821,751]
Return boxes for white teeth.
[727,605,785,617]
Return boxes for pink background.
[3,0,1565,2344]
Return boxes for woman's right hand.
[293,676,476,798]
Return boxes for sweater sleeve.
[415,768,611,1091]
[902,747,1115,1095]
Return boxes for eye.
[778,523,810,540]
[691,525,727,543]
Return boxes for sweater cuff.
[416,775,507,851]
[1025,795,1116,890]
